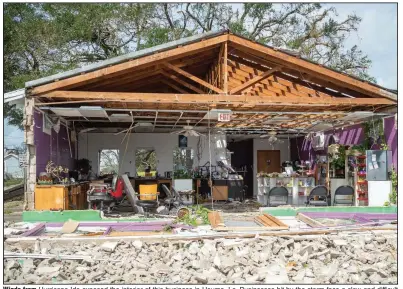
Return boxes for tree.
[4,3,378,127]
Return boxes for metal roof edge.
[25,30,228,88]
[4,88,25,103]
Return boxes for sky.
[3,3,398,150]
[328,3,397,89]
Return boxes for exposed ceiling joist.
[30,35,229,95]
[163,62,223,94]
[228,35,397,101]
[40,91,396,108]
[161,71,204,94]
[230,67,280,94]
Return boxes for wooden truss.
[30,32,396,131]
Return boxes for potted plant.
[329,145,346,177]
[45,161,70,184]
[350,144,366,156]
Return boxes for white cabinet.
[368,181,392,206]
[173,179,193,191]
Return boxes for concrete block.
[100,241,118,252]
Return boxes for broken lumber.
[208,211,224,228]
[296,212,326,227]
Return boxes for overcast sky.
[3,3,397,149]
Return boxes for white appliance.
[368,181,392,206]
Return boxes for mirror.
[99,149,119,176]
[173,148,194,178]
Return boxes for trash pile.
[4,233,397,284]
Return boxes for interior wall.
[253,138,291,197]
[292,115,397,171]
[78,133,219,176]
[34,111,75,176]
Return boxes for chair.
[334,185,354,206]
[306,185,328,206]
[268,186,289,207]
[162,184,177,209]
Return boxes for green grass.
[4,209,13,215]
[4,178,23,187]
[4,200,23,209]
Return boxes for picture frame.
[178,135,188,148]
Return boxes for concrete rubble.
[3,233,397,284]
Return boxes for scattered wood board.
[254,214,289,229]
[208,211,224,228]
[61,220,80,233]
[108,231,173,237]
[296,213,326,228]
[213,226,289,232]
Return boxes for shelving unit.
[346,153,368,206]
[257,176,315,206]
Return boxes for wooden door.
[257,150,281,173]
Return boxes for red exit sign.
[218,113,231,122]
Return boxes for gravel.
[3,233,397,284]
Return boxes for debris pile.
[4,233,397,284]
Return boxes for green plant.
[389,167,397,204]
[363,119,387,150]
[330,146,346,170]
[173,169,191,179]
[76,158,91,174]
[174,205,211,226]
[350,144,366,154]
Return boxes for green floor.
[261,206,397,216]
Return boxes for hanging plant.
[363,119,387,150]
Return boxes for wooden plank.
[230,67,280,94]
[40,91,396,106]
[161,80,190,94]
[161,71,204,94]
[228,34,397,101]
[213,226,289,231]
[108,231,172,236]
[296,212,326,228]
[31,35,229,95]
[258,215,276,227]
[208,211,224,228]
[263,214,289,228]
[163,62,224,94]
[223,42,228,94]
[61,220,80,233]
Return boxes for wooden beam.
[31,35,229,95]
[228,34,397,101]
[163,62,223,94]
[161,80,190,94]
[161,71,204,94]
[39,91,396,107]
[230,67,280,94]
[223,42,228,94]
[296,213,325,228]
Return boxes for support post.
[223,42,228,94]
[24,95,36,210]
